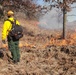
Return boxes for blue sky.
[67,3,76,22]
[36,0,76,22]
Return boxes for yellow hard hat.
[7,10,14,16]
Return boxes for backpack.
[7,19,23,40]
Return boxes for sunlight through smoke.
[38,7,63,30]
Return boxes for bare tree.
[0,0,40,19]
[43,0,76,39]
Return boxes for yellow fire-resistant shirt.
[2,17,20,40]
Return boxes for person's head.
[7,10,14,18]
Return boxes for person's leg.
[14,41,20,62]
[8,40,17,63]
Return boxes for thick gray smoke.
[38,7,63,30]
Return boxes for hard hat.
[7,10,14,16]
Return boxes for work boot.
[13,60,17,64]
[17,59,20,62]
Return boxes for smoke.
[38,7,63,30]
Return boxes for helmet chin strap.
[8,15,14,18]
[8,16,11,18]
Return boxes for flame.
[2,44,8,48]
[19,42,35,48]
[49,39,67,46]
[70,33,76,40]
[44,32,76,48]
[1,32,76,49]
[0,42,35,49]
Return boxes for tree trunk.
[63,8,66,39]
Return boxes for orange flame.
[0,42,35,49]
[44,32,76,48]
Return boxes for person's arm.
[2,21,10,43]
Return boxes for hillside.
[0,18,76,75]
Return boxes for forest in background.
[0,0,76,20]
[0,0,42,20]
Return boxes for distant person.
[2,10,22,64]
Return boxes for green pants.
[8,40,20,62]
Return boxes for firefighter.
[2,10,20,64]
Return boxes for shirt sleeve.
[2,21,11,40]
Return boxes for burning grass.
[44,32,76,48]
[0,19,76,75]
[1,31,76,49]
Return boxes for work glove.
[2,40,6,44]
